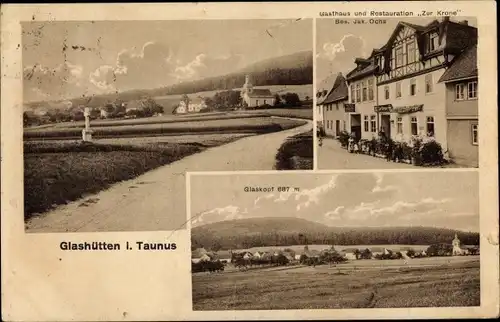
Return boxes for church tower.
[242,74,253,94]
[452,234,462,256]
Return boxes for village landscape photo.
[316,17,478,169]
[190,171,480,310]
[22,19,314,233]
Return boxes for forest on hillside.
[191,227,480,251]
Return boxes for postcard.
[1,2,498,321]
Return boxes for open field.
[192,256,480,310]
[24,117,306,140]
[237,107,313,120]
[24,141,202,220]
[28,112,253,130]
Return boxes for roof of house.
[346,63,378,82]
[347,18,477,82]
[323,74,349,104]
[317,73,339,104]
[247,88,274,97]
[438,44,477,82]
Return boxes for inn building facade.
[319,17,478,165]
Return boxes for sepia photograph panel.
[189,171,479,310]
[315,17,478,169]
[22,19,313,233]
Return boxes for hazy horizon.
[190,172,479,232]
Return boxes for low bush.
[275,131,313,170]
[337,130,350,148]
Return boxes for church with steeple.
[240,74,275,108]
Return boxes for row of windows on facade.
[325,117,478,145]
[374,34,440,71]
[349,77,477,103]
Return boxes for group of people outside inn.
[317,17,478,167]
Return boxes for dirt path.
[25,119,312,233]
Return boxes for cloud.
[174,53,245,81]
[319,34,366,61]
[23,62,84,101]
[325,197,453,224]
[89,65,117,91]
[89,41,177,93]
[272,176,337,211]
[324,206,345,219]
[254,193,275,208]
[316,34,366,84]
[191,205,248,227]
[371,173,397,193]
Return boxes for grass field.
[24,117,306,140]
[31,112,254,130]
[24,141,203,220]
[192,257,480,310]
[237,107,313,120]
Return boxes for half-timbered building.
[343,17,477,153]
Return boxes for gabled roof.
[323,74,349,104]
[346,62,378,82]
[248,88,274,97]
[317,73,348,105]
[438,44,477,83]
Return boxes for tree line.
[191,228,480,252]
[163,66,312,97]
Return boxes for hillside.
[25,51,313,111]
[193,217,330,236]
[191,217,480,250]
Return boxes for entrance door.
[380,114,391,138]
[335,120,340,137]
[350,114,362,141]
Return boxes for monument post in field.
[82,107,93,142]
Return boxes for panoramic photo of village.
[22,19,313,233]
[316,17,478,169]
[190,171,480,310]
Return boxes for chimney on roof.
[442,16,450,23]
[459,20,469,26]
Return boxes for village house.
[318,73,350,138]
[174,96,207,114]
[191,247,210,264]
[339,17,477,159]
[240,74,275,108]
[346,57,378,141]
[438,44,478,167]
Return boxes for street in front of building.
[317,138,414,169]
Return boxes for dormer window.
[428,33,439,52]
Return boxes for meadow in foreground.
[192,258,480,310]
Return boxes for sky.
[316,17,478,90]
[22,19,312,102]
[190,171,479,232]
